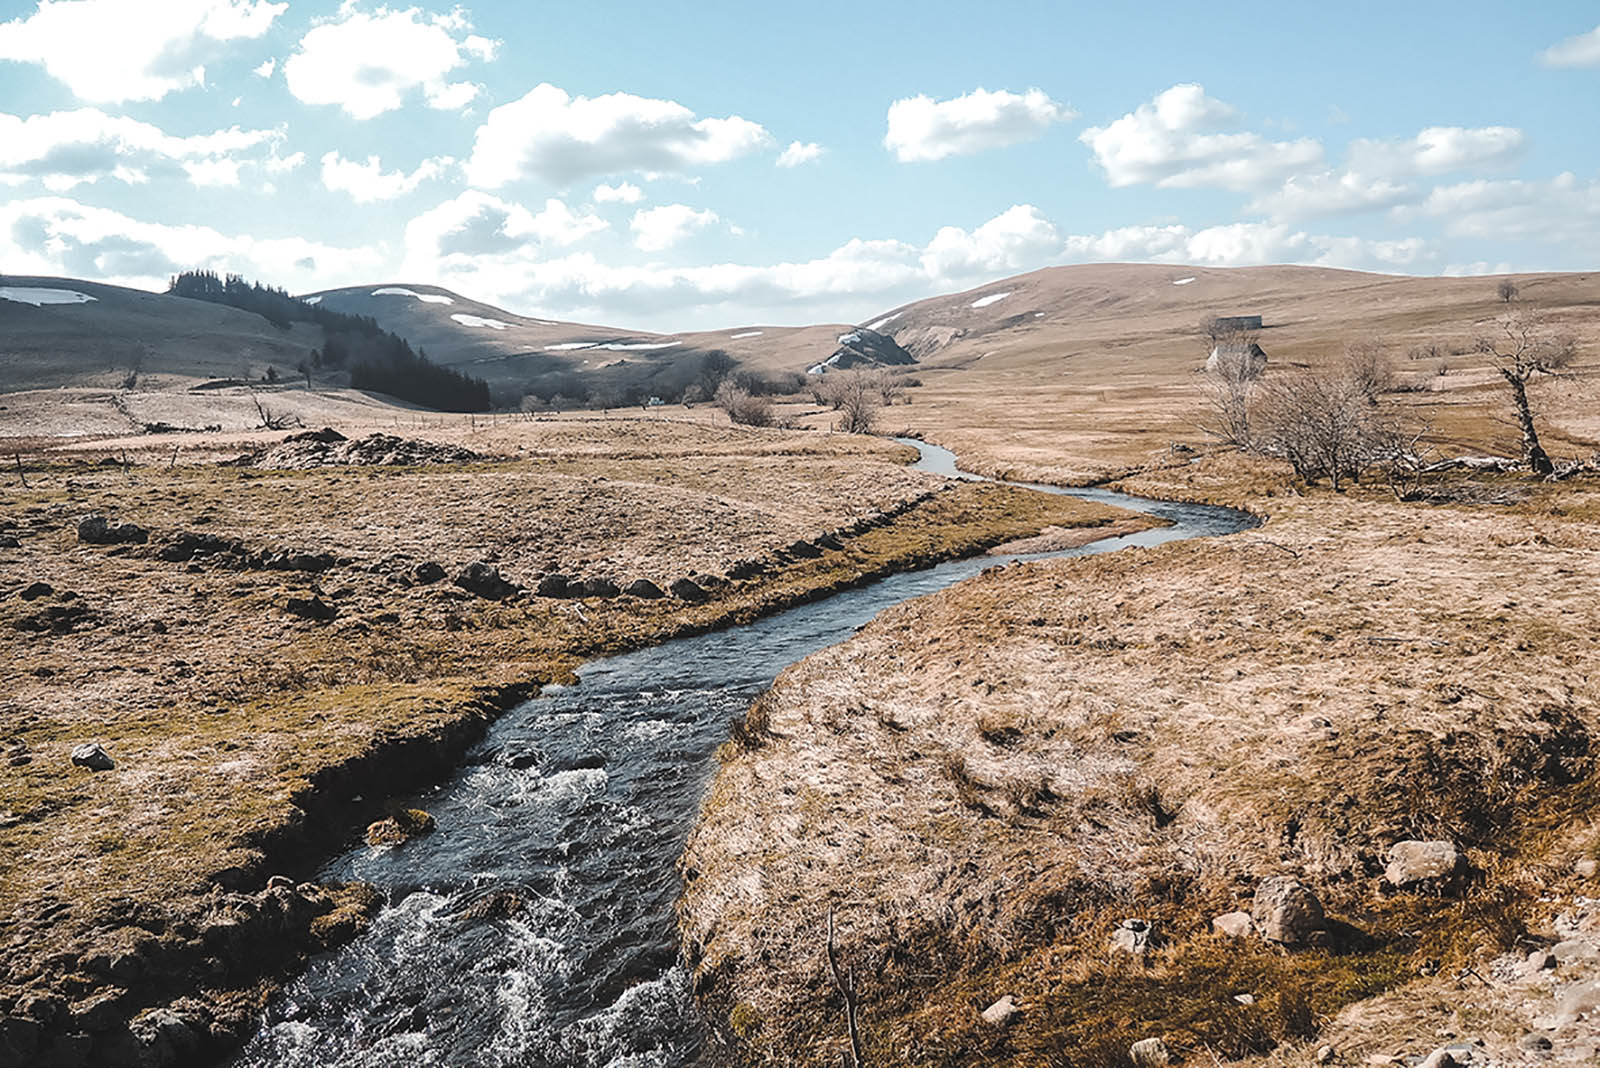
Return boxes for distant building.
[1214,315,1263,333]
[1206,342,1268,378]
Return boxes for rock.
[19,581,54,601]
[1556,981,1600,1026]
[1109,918,1153,958]
[1212,911,1255,938]
[1316,1045,1336,1063]
[1252,876,1325,945]
[0,534,19,548]
[77,514,149,545]
[725,559,765,580]
[70,743,115,772]
[284,594,336,622]
[1552,939,1597,964]
[1527,948,1558,971]
[69,988,125,1031]
[669,577,708,603]
[1130,1037,1171,1068]
[458,890,525,922]
[1233,993,1255,1005]
[1385,840,1459,887]
[455,562,518,600]
[266,875,294,891]
[980,994,1019,1026]
[1417,1049,1459,1068]
[536,573,571,598]
[130,1006,203,1063]
[624,579,664,599]
[572,577,620,598]
[1518,1034,1553,1051]
[1576,857,1598,879]
[365,808,436,846]
[283,427,346,444]
[786,539,823,559]
[412,561,446,585]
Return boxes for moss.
[728,1001,763,1040]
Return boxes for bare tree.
[681,383,707,407]
[1497,278,1520,304]
[813,372,882,433]
[1255,370,1374,490]
[714,380,776,426]
[1475,311,1575,476]
[1342,339,1395,404]
[1199,352,1258,449]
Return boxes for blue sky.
[0,0,1596,331]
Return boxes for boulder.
[1109,918,1154,959]
[284,595,336,622]
[70,743,115,772]
[1130,1037,1171,1068]
[412,561,446,585]
[1212,911,1256,938]
[0,534,19,548]
[19,581,53,601]
[535,573,572,598]
[786,539,823,559]
[980,994,1019,1026]
[130,1007,203,1063]
[1385,840,1459,887]
[1251,876,1325,945]
[669,578,708,603]
[571,577,620,599]
[624,579,665,599]
[365,808,436,846]
[455,562,518,600]
[77,514,149,545]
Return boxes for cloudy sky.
[1,0,1597,331]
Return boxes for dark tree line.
[167,270,491,412]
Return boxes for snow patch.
[451,313,510,330]
[0,287,96,306]
[544,342,595,351]
[806,353,843,375]
[865,313,901,331]
[730,330,763,339]
[837,331,862,345]
[303,295,322,305]
[1172,276,1196,286]
[970,291,1010,309]
[1035,312,1046,317]
[544,340,681,352]
[372,287,454,305]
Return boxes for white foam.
[970,291,1010,309]
[0,287,96,306]
[452,313,510,330]
[730,330,763,339]
[372,287,454,304]
[302,295,322,305]
[1173,276,1197,286]
[865,313,901,331]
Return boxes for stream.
[230,439,1255,1068]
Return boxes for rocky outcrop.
[808,327,916,374]
[454,562,518,600]
[1252,876,1326,945]
[69,743,114,772]
[76,515,148,545]
[1384,840,1460,888]
[252,433,485,469]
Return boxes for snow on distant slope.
[1,287,96,306]
[865,312,901,331]
[451,314,510,330]
[303,295,322,305]
[730,330,763,339]
[542,340,681,352]
[970,292,1010,308]
[1173,277,1196,286]
[372,287,454,304]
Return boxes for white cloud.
[253,57,275,78]
[404,189,607,262]
[0,0,284,103]
[1080,83,1322,190]
[0,107,282,190]
[1540,23,1600,67]
[0,194,383,291]
[1248,172,1416,220]
[320,150,452,202]
[1409,173,1600,241]
[630,203,719,251]
[885,87,1074,162]
[464,83,772,187]
[284,4,498,120]
[776,141,825,167]
[921,204,1062,280]
[593,181,644,204]
[1346,125,1524,177]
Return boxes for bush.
[715,380,776,427]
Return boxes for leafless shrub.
[1254,370,1374,490]
[1199,349,1260,449]
[1497,278,1519,304]
[1367,413,1435,500]
[813,372,883,434]
[1342,339,1395,402]
[714,380,776,427]
[1407,342,1443,362]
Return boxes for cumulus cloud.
[404,189,607,262]
[1248,172,1416,221]
[1540,23,1600,67]
[320,151,452,202]
[0,194,383,291]
[0,0,284,103]
[885,87,1074,162]
[777,141,825,167]
[1347,125,1524,177]
[0,107,282,190]
[921,204,1062,279]
[630,203,719,251]
[284,4,498,120]
[464,83,772,187]
[1080,83,1322,190]
[1408,173,1600,242]
[593,181,644,204]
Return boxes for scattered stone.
[458,890,525,922]
[1212,911,1256,938]
[1233,993,1255,1005]
[786,539,823,559]
[1385,840,1460,887]
[1527,948,1558,971]
[1576,857,1598,880]
[980,994,1019,1026]
[283,427,346,444]
[284,594,337,622]
[254,432,484,469]
[70,743,115,772]
[1130,1037,1171,1068]
[1252,876,1326,945]
[669,577,708,603]
[0,534,19,548]
[624,578,664,599]
[1518,1034,1553,1052]
[572,577,620,599]
[725,559,765,580]
[77,514,149,545]
[455,562,518,600]
[1552,939,1597,964]
[19,581,53,601]
[1110,918,1154,958]
[536,573,572,598]
[366,808,436,847]
[412,561,446,585]
[1418,1048,1459,1068]
[1316,1045,1336,1063]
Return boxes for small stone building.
[1206,341,1268,379]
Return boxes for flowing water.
[231,440,1255,1068]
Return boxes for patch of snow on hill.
[730,330,763,339]
[603,341,679,351]
[451,314,510,330]
[303,296,322,305]
[807,353,843,375]
[1173,277,1196,286]
[865,313,901,331]
[545,342,595,351]
[970,292,1010,309]
[372,287,454,304]
[1035,312,1046,317]
[0,287,97,306]
[837,331,862,345]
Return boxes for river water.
[230,440,1254,1068]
